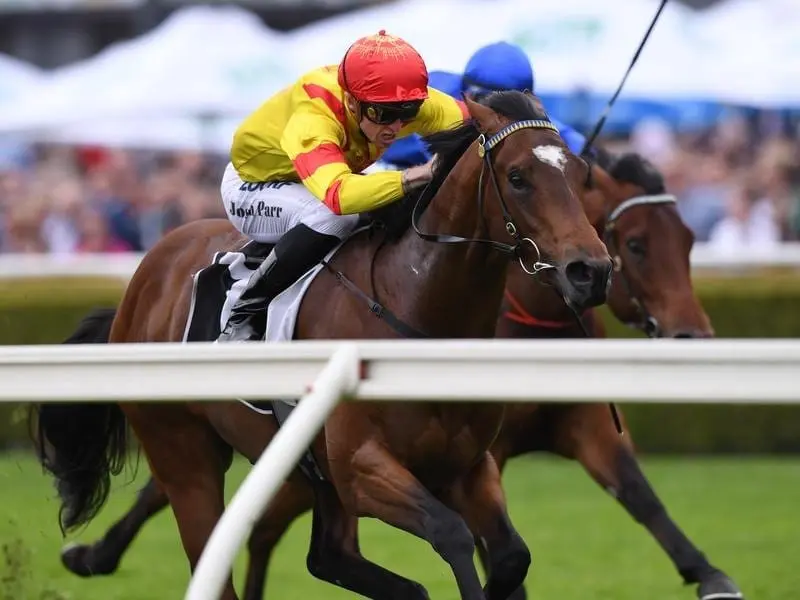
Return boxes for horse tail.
[62,306,117,344]
[31,307,129,535]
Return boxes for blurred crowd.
[624,108,800,254]
[0,142,228,255]
[0,107,799,256]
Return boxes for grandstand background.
[0,1,798,599]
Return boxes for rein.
[322,116,562,339]
[412,118,561,276]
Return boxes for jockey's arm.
[281,101,406,216]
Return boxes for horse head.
[426,90,613,313]
[597,152,713,338]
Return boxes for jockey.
[217,30,469,342]
[380,41,588,169]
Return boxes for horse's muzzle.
[560,256,613,311]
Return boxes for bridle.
[412,117,561,277]
[602,192,677,338]
[323,115,570,341]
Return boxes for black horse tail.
[62,306,117,345]
[31,307,129,535]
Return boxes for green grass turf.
[1,451,797,599]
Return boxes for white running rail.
[2,339,800,403]
[3,338,799,599]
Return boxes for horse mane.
[370,90,551,241]
[592,146,617,172]
[608,152,667,194]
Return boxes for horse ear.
[463,95,502,134]
[528,93,546,115]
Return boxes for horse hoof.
[60,542,117,578]
[697,572,744,600]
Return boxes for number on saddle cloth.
[182,240,274,343]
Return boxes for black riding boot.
[217,224,341,342]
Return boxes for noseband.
[412,118,561,277]
[603,192,677,338]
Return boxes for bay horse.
[53,151,741,600]
[32,91,612,600]
[483,150,743,600]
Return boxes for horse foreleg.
[329,440,485,600]
[553,404,744,600]
[300,478,430,600]
[471,435,524,597]
[60,476,169,577]
[242,477,314,600]
[125,406,239,600]
[448,451,530,600]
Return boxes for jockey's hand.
[401,155,437,193]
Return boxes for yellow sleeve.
[409,87,470,137]
[280,99,404,216]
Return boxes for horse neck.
[589,166,625,232]
[385,158,510,338]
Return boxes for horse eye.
[507,169,527,190]
[626,237,646,257]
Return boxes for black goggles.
[362,100,423,125]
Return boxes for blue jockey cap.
[429,70,463,99]
[463,41,534,95]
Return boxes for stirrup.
[217,297,267,343]
[216,317,263,343]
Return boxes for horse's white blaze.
[532,145,567,173]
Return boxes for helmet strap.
[344,92,365,123]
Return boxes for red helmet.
[338,30,429,104]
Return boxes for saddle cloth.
[182,235,349,344]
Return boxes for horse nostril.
[672,330,711,339]
[565,260,593,287]
[565,259,611,292]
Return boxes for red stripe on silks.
[503,290,572,329]
[323,179,343,215]
[303,83,346,127]
[293,143,345,180]
[455,99,469,120]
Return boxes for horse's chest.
[390,405,504,482]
